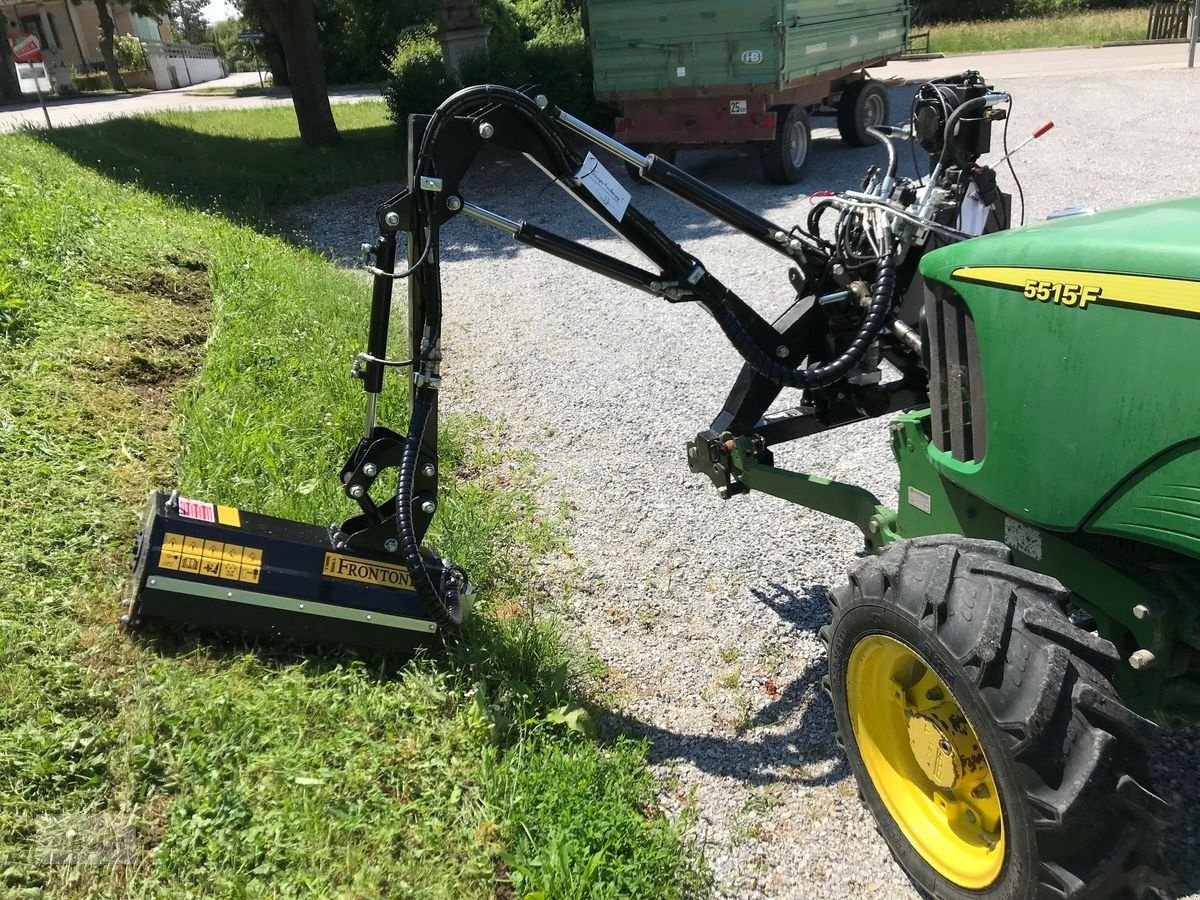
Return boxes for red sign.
[9,33,42,64]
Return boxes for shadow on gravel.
[604,582,850,789]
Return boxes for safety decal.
[951,267,1200,318]
[322,553,415,590]
[177,496,216,523]
[216,505,242,527]
[157,532,262,584]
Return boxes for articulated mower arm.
[333,82,958,628]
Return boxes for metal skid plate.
[122,492,443,653]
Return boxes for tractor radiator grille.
[926,287,987,462]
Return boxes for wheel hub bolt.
[971,783,990,799]
[964,809,977,825]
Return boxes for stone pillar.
[36,1,76,93]
[437,1,491,76]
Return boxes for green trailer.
[586,0,911,183]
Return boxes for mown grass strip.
[0,110,701,897]
[927,9,1148,54]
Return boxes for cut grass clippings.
[0,111,702,897]
[926,8,1149,54]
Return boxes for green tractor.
[124,73,1191,897]
[816,201,1194,897]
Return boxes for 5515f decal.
[1022,279,1102,308]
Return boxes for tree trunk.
[93,0,127,92]
[259,0,338,147]
[0,30,22,101]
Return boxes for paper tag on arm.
[576,152,631,222]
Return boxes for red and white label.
[9,33,42,64]
[177,496,216,523]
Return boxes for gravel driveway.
[285,69,1200,898]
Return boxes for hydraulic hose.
[396,397,465,631]
[709,255,897,389]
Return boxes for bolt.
[366,614,373,621]
[363,463,378,477]
[121,598,132,607]
[964,809,977,825]
[1132,603,1154,620]
[148,578,157,587]
[926,687,943,702]
[535,94,548,109]
[776,345,790,359]
[226,591,233,599]
[360,242,374,262]
[428,623,437,632]
[971,783,990,800]
[446,195,462,211]
[773,230,787,243]
[421,499,437,515]
[298,603,305,609]
[833,263,846,276]
[869,519,880,534]
[383,211,401,228]
[1129,649,1157,670]
[421,463,436,478]
[649,281,663,292]
[335,541,346,549]
[384,538,399,553]
[478,121,495,139]
[118,614,131,625]
[939,739,953,756]
[349,484,365,499]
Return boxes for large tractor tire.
[822,536,1172,899]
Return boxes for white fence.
[142,40,226,90]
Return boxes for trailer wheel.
[823,536,1172,900]
[838,80,889,147]
[761,105,810,184]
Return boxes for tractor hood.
[912,195,1200,546]
[922,196,1200,288]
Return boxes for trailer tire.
[838,79,890,147]
[823,536,1173,900]
[761,105,810,184]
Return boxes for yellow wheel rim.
[847,634,1006,889]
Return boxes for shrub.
[385,3,612,132]
[384,34,456,132]
[113,34,146,70]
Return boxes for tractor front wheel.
[824,536,1172,899]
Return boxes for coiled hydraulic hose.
[709,256,897,389]
[396,397,466,631]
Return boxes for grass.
[927,8,1150,54]
[36,100,399,224]
[0,108,702,896]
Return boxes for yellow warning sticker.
[157,531,262,584]
[217,505,242,528]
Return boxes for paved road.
[882,40,1196,81]
[3,43,1193,134]
[0,71,381,133]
